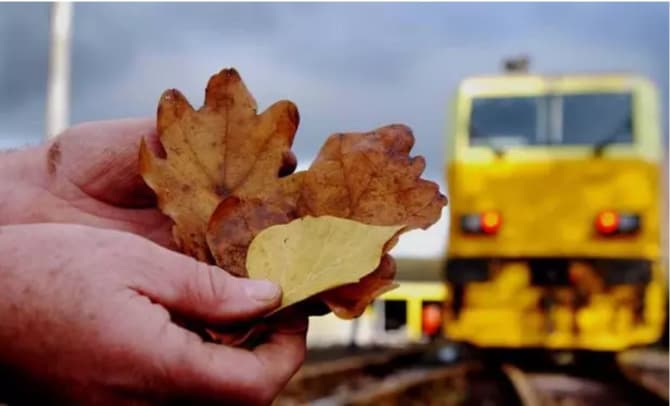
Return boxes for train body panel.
[448,158,660,259]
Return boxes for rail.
[276,345,668,405]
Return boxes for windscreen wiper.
[488,142,506,158]
[593,134,619,156]
[469,123,506,157]
[593,116,632,157]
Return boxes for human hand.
[0,223,307,405]
[0,118,173,247]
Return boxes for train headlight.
[460,211,502,235]
[595,210,640,236]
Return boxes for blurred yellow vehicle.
[374,69,666,353]
[442,71,666,352]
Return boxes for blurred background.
[1,2,668,404]
[0,3,667,255]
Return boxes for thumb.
[130,244,282,324]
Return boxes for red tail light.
[460,211,502,235]
[422,303,442,336]
[595,210,620,235]
[480,211,502,234]
[594,211,641,236]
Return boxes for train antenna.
[503,55,530,74]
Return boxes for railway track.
[501,362,667,406]
[276,344,440,405]
[275,344,668,405]
[276,344,528,405]
[617,349,668,402]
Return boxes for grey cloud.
[0,3,49,111]
[0,2,667,178]
[70,3,281,100]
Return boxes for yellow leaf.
[246,216,403,309]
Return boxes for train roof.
[456,72,657,97]
[459,71,654,87]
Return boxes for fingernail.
[245,280,281,302]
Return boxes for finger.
[212,305,310,348]
[163,318,307,404]
[130,244,282,324]
[265,304,312,333]
[52,117,159,208]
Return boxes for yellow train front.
[442,72,666,352]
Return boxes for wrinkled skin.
[0,118,174,246]
[0,119,307,405]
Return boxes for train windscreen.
[469,92,633,148]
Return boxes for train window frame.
[466,91,636,148]
[557,92,634,147]
[468,95,547,147]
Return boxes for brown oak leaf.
[206,196,296,277]
[139,69,299,261]
[297,125,445,230]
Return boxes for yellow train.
[377,69,667,353]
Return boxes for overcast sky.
[1,2,667,257]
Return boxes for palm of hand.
[23,119,174,248]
